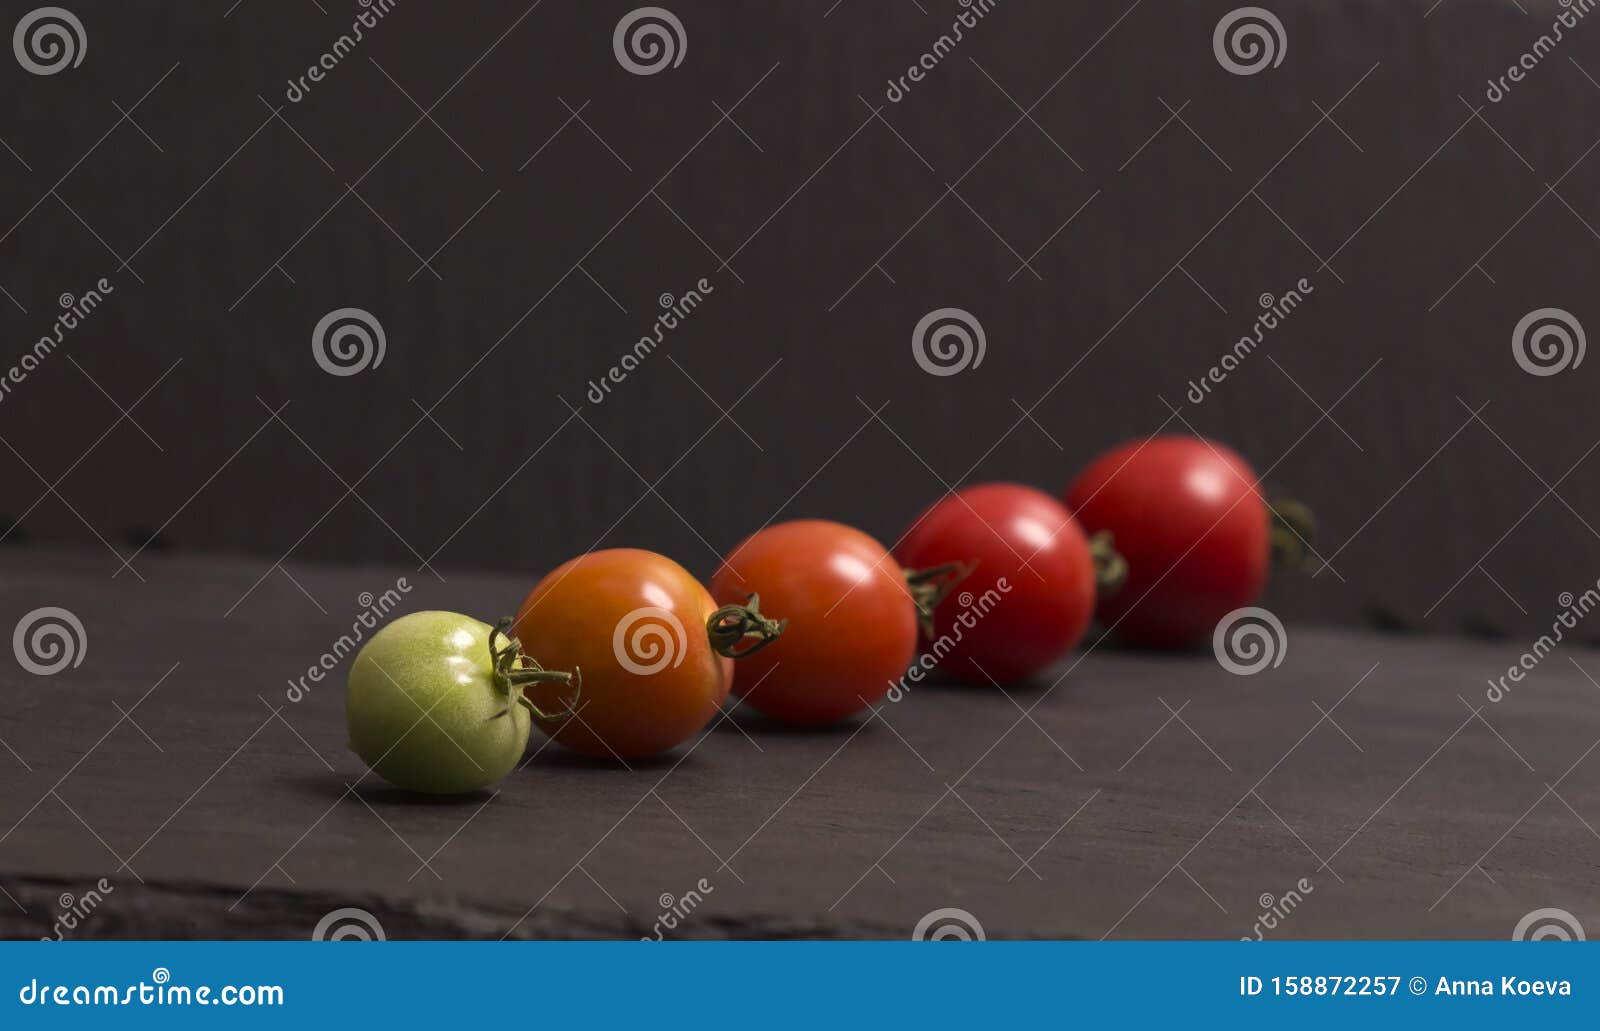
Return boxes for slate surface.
[1,547,1597,940]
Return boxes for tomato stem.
[1268,495,1319,573]
[706,594,786,659]
[1088,530,1127,597]
[490,618,581,721]
[904,560,976,637]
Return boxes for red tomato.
[896,483,1098,684]
[710,520,919,725]
[512,548,780,759]
[1064,435,1269,649]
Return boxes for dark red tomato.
[710,520,918,725]
[895,484,1097,684]
[1064,435,1269,649]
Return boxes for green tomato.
[346,611,575,795]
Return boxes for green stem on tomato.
[1088,530,1127,597]
[706,594,786,659]
[1267,496,1319,574]
[489,617,581,721]
[904,560,977,638]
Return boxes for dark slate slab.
[0,548,1596,940]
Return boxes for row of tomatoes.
[347,435,1300,795]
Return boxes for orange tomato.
[710,520,923,726]
[513,548,779,759]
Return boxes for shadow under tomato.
[520,745,686,772]
[290,774,495,808]
[1092,634,1212,658]
[717,708,879,738]
[888,673,1047,702]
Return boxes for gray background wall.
[1,0,1596,638]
